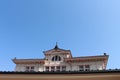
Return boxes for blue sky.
[0,0,120,71]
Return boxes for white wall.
[68,61,105,71]
[15,53,105,72]
[15,60,105,72]
[15,64,44,72]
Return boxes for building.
[12,44,109,72]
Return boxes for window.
[62,66,66,71]
[52,55,61,61]
[58,56,61,61]
[25,66,35,72]
[56,66,60,72]
[30,66,34,72]
[45,66,49,72]
[25,66,29,72]
[51,66,55,72]
[79,65,84,71]
[52,57,55,61]
[55,56,57,61]
[85,65,90,71]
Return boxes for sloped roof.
[43,45,72,57]
[12,58,45,64]
[43,48,71,54]
[64,55,109,62]
[73,55,109,59]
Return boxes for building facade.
[12,45,109,72]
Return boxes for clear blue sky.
[0,0,120,71]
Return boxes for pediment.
[43,48,70,55]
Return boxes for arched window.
[52,57,55,61]
[52,55,61,61]
[58,56,61,61]
[55,55,57,61]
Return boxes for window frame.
[51,55,61,61]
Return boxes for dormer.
[43,44,72,61]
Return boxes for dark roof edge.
[0,69,120,74]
